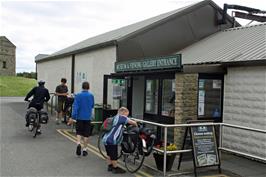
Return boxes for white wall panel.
[36,56,72,94]
[223,66,266,159]
[74,46,116,104]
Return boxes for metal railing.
[49,93,57,115]
[130,118,266,177]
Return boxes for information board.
[190,125,219,167]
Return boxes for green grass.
[0,76,37,96]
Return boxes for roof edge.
[0,36,16,47]
[35,40,117,63]
[117,0,238,42]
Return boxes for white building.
[36,0,266,161]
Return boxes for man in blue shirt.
[103,107,137,174]
[68,81,94,157]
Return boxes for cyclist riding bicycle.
[24,80,50,134]
[102,107,137,174]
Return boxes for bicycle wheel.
[98,131,123,159]
[124,140,145,173]
[98,131,107,159]
[33,116,40,138]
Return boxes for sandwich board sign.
[191,125,220,167]
[178,121,221,177]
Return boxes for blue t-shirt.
[102,115,128,145]
[71,90,94,120]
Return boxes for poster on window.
[212,80,221,89]
[199,79,205,89]
[198,102,205,116]
[198,90,205,103]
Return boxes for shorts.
[57,100,65,113]
[105,145,118,160]
[76,120,92,137]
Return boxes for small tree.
[17,72,37,79]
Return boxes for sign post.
[178,121,221,177]
[191,125,221,176]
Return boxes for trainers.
[82,150,88,156]
[36,129,42,135]
[76,144,81,156]
[107,164,113,172]
[28,125,33,131]
[112,167,126,174]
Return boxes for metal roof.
[36,0,235,62]
[178,23,266,65]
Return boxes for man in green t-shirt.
[55,78,68,124]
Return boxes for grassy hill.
[0,76,37,96]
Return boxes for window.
[145,79,159,114]
[107,79,127,109]
[144,74,175,124]
[198,76,223,121]
[161,79,175,117]
[2,61,6,68]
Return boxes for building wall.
[36,56,72,93]
[174,73,198,149]
[223,66,266,159]
[0,37,16,76]
[74,46,116,104]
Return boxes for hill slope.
[0,76,37,96]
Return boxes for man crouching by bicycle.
[24,80,50,134]
[102,107,137,174]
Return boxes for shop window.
[198,78,223,121]
[107,79,127,109]
[145,79,158,114]
[161,79,175,117]
[2,61,7,69]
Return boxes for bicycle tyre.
[98,131,107,159]
[98,130,123,159]
[33,116,40,138]
[124,139,145,173]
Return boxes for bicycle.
[97,121,156,173]
[25,101,49,138]
[122,123,156,173]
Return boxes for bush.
[17,72,37,79]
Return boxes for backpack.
[101,117,114,132]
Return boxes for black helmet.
[38,80,45,85]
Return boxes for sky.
[1,0,265,73]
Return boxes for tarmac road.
[0,97,136,177]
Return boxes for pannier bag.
[121,132,138,153]
[26,107,38,124]
[121,126,139,153]
[39,111,49,124]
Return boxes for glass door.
[103,75,132,119]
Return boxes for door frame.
[103,74,133,118]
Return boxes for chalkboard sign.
[190,125,219,167]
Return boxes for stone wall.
[174,73,198,149]
[0,37,16,76]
